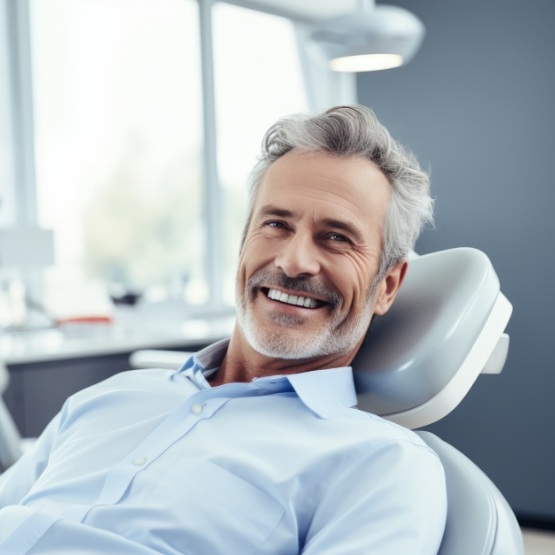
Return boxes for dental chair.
[129,247,524,555]
[352,247,523,554]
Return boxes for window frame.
[2,0,355,315]
[3,0,38,227]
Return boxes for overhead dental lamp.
[310,0,425,72]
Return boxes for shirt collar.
[284,367,358,418]
[175,338,229,389]
[175,338,358,418]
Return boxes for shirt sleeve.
[301,438,447,555]
[0,412,61,507]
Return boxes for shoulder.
[303,410,447,553]
[325,405,441,461]
[320,409,447,513]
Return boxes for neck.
[209,323,358,386]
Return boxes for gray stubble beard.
[236,269,379,361]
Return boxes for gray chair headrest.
[352,248,512,429]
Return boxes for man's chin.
[248,334,327,360]
[245,319,348,360]
[236,301,370,361]
[237,312,324,359]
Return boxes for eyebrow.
[257,205,294,219]
[257,204,365,243]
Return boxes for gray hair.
[244,104,434,276]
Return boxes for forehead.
[254,150,391,238]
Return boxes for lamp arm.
[358,0,376,12]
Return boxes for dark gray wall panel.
[357,0,555,520]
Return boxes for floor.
[522,528,555,554]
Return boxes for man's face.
[236,150,396,361]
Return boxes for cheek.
[238,234,276,280]
[330,257,377,309]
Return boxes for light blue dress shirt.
[0,339,446,554]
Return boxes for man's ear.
[373,260,408,316]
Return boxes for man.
[0,105,446,554]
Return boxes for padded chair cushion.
[352,248,512,428]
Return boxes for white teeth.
[267,288,319,309]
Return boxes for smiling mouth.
[263,288,326,309]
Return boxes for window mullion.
[6,0,38,227]
[199,0,224,311]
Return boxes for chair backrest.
[416,432,524,555]
[351,247,523,555]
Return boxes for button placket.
[96,395,221,508]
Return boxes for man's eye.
[266,221,285,229]
[328,233,348,242]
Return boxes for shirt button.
[191,403,204,414]
[134,457,146,466]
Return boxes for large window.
[30,0,204,315]
[2,0,351,320]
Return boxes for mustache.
[247,269,341,308]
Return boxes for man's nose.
[274,233,321,278]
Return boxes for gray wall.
[357,0,555,521]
